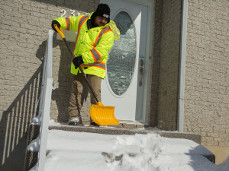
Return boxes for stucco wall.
[184,0,229,147]
[149,0,162,127]
[0,0,98,170]
[156,0,182,130]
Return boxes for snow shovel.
[54,24,120,126]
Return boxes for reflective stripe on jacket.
[53,13,120,78]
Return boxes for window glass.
[107,11,136,96]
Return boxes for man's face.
[94,16,109,27]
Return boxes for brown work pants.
[68,73,101,119]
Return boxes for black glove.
[51,20,61,32]
[72,56,84,69]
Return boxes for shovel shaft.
[54,25,100,103]
[78,66,100,103]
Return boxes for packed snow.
[44,129,228,171]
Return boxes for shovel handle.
[54,25,100,103]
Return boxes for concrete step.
[49,124,215,163]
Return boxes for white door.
[101,0,151,122]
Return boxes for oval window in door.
[107,11,136,96]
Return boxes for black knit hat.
[93,3,110,22]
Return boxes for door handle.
[139,59,144,86]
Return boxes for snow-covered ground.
[44,129,228,171]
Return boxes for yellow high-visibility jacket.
[53,12,120,78]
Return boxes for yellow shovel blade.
[89,102,120,126]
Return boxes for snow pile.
[44,130,228,171]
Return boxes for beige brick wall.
[156,0,182,130]
[184,0,229,147]
[0,0,98,170]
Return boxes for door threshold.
[108,120,146,129]
[49,120,147,129]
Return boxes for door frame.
[100,0,154,124]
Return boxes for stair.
[49,123,215,164]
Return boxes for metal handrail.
[28,30,54,171]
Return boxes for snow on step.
[44,130,227,171]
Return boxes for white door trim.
[140,1,153,124]
[124,0,153,6]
